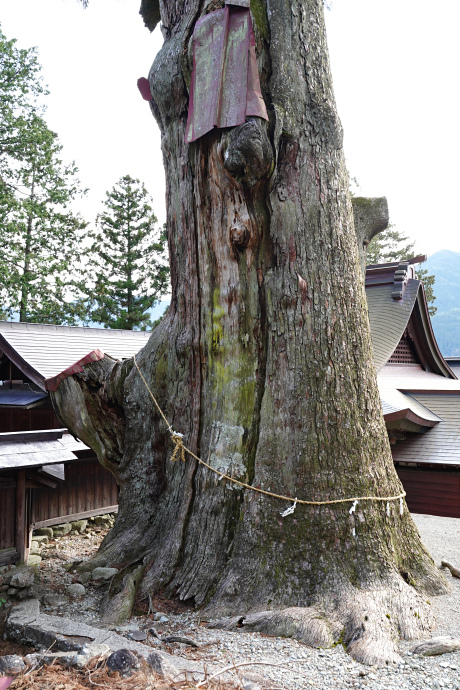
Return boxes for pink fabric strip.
[44,349,105,392]
[185,4,268,143]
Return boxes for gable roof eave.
[411,282,456,380]
[0,333,46,390]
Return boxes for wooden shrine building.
[366,259,460,518]
[0,322,150,566]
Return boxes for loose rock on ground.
[2,512,460,688]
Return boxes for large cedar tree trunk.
[52,0,449,665]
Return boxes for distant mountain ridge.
[424,249,460,357]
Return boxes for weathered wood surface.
[15,469,26,564]
[33,506,118,530]
[413,636,460,656]
[30,460,118,527]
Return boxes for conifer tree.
[367,227,436,315]
[0,25,87,324]
[83,175,169,330]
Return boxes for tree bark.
[51,0,449,665]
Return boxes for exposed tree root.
[209,578,445,667]
[209,607,342,649]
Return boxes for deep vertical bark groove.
[51,0,450,665]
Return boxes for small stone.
[53,523,72,537]
[92,567,118,581]
[67,583,86,597]
[128,630,147,641]
[78,572,92,585]
[9,566,34,588]
[153,612,169,622]
[7,588,18,596]
[73,644,110,668]
[146,651,177,679]
[70,530,79,535]
[0,584,8,592]
[0,654,26,675]
[27,555,42,567]
[33,527,53,538]
[106,649,139,676]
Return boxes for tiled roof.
[0,429,88,470]
[0,321,150,389]
[0,389,48,408]
[392,393,460,466]
[379,365,460,393]
[366,280,419,372]
[378,383,441,424]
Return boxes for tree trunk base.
[209,577,448,666]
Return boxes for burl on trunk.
[51,0,449,665]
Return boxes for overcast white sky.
[1,0,459,258]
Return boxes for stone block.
[78,572,92,585]
[1,568,16,585]
[71,520,88,533]
[9,567,34,589]
[53,523,72,537]
[0,654,26,675]
[33,527,53,538]
[17,586,34,600]
[6,600,201,677]
[27,555,42,568]
[29,541,41,556]
[31,535,48,544]
[94,516,111,527]
[25,644,110,669]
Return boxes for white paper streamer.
[352,527,356,537]
[400,497,404,516]
[386,502,390,517]
[280,500,297,518]
[349,500,358,515]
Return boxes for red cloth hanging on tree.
[185,0,268,144]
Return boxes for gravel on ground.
[4,512,460,689]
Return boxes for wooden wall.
[397,467,460,518]
[0,484,16,550]
[0,404,61,433]
[30,458,118,526]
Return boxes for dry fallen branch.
[195,660,314,688]
[7,658,236,690]
[162,636,201,648]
